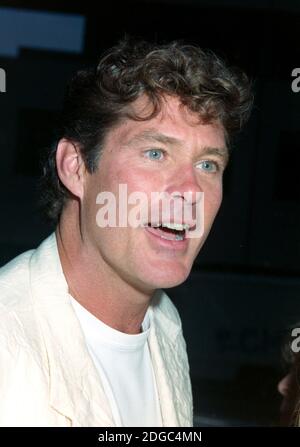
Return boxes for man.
[0,38,252,426]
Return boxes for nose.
[165,163,202,206]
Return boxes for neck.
[56,204,153,334]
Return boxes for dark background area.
[0,0,300,426]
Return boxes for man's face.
[81,95,228,293]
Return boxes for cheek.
[112,164,159,194]
[94,164,158,227]
[204,184,223,220]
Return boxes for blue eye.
[197,160,218,172]
[145,149,165,160]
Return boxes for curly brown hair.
[40,37,253,224]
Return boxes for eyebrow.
[126,130,181,147]
[125,130,229,165]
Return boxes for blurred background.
[0,0,300,426]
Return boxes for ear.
[56,138,86,199]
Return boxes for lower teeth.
[175,234,184,241]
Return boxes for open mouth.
[145,223,188,241]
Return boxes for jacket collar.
[29,233,191,426]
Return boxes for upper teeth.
[161,223,189,231]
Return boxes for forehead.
[106,95,226,150]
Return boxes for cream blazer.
[0,233,193,426]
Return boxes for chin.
[141,264,192,290]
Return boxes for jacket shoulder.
[0,249,34,309]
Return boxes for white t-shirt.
[70,297,162,427]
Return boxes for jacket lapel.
[149,291,193,427]
[29,233,115,426]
